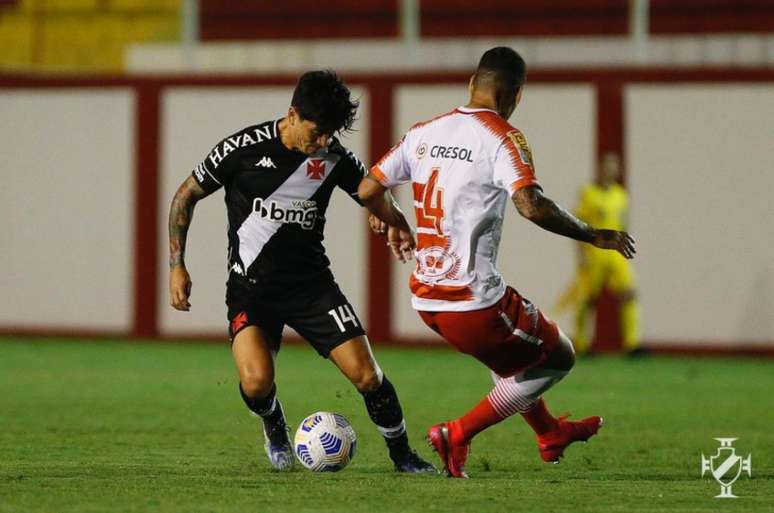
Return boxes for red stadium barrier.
[197,0,774,40]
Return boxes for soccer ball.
[294,412,357,472]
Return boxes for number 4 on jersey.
[413,167,445,234]
[328,304,360,333]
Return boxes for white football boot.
[261,403,294,471]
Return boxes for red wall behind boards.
[199,0,774,40]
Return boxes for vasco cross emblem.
[701,438,751,498]
[307,159,326,180]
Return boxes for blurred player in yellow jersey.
[562,152,641,355]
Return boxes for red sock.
[453,396,504,444]
[520,397,559,436]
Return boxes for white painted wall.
[2,81,771,346]
[390,84,595,340]
[627,84,774,345]
[0,90,134,330]
[157,87,369,337]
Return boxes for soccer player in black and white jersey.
[168,71,435,473]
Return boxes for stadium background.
[2,2,774,512]
[1,0,772,353]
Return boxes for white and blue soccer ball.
[294,412,357,472]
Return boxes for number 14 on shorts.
[328,304,360,333]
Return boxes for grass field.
[1,338,772,513]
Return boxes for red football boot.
[426,422,470,478]
[536,414,603,463]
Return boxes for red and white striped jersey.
[371,106,540,312]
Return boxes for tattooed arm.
[169,176,209,311]
[513,185,636,259]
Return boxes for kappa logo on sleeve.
[254,157,277,168]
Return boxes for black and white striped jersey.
[191,119,366,290]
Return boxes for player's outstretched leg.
[427,420,471,478]
[361,375,437,473]
[428,330,601,476]
[527,398,602,463]
[233,326,293,471]
[427,386,508,478]
[330,338,437,474]
[239,383,294,470]
[511,331,602,463]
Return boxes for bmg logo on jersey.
[252,198,317,230]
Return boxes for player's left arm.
[331,146,389,234]
[494,129,635,259]
[358,176,415,262]
[513,185,636,259]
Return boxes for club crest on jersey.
[506,130,533,166]
[252,198,317,230]
[307,159,326,180]
[415,245,462,284]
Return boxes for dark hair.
[291,70,358,135]
[474,46,527,101]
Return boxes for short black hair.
[474,46,527,94]
[291,70,358,136]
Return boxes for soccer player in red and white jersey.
[358,47,636,478]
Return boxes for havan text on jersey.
[209,125,275,167]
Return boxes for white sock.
[487,367,569,417]
[377,419,406,439]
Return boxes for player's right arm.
[513,186,636,259]
[168,176,210,311]
[168,141,234,311]
[358,134,416,262]
[358,177,416,263]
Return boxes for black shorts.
[226,276,366,357]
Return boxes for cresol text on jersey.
[430,145,474,162]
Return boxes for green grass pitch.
[1,337,772,513]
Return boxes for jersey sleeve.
[492,128,541,195]
[369,134,412,188]
[335,147,368,206]
[190,140,238,194]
